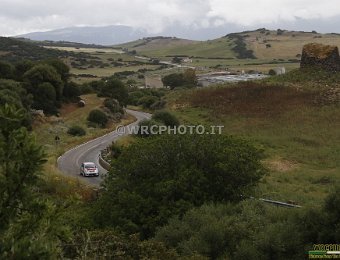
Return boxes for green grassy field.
[163,71,340,206]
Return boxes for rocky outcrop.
[300,43,340,71]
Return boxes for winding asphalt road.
[57,109,151,186]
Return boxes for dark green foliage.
[135,119,160,137]
[33,83,57,115]
[63,230,178,259]
[0,61,15,79]
[63,82,81,101]
[98,79,128,106]
[268,69,276,76]
[87,109,108,127]
[128,88,166,108]
[155,202,303,260]
[110,142,123,159]
[0,80,32,127]
[94,134,266,237]
[103,98,123,114]
[14,60,35,80]
[152,110,179,126]
[162,73,185,89]
[24,64,64,101]
[44,59,70,83]
[162,69,197,89]
[228,34,256,59]
[138,95,159,109]
[0,37,67,62]
[67,125,86,136]
[0,104,66,258]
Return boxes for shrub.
[88,109,108,127]
[94,134,266,237]
[104,98,123,113]
[67,125,86,136]
[268,69,277,76]
[152,110,179,126]
[138,96,158,109]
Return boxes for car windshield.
[85,163,96,169]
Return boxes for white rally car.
[80,162,99,177]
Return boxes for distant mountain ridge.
[16,25,150,45]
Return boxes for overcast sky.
[1,0,340,37]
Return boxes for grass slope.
[164,69,340,206]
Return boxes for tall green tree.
[0,61,15,79]
[99,78,128,106]
[0,104,67,258]
[23,64,63,101]
[95,134,266,237]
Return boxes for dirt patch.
[60,103,79,117]
[265,158,298,172]
[189,82,317,117]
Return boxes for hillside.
[125,29,340,61]
[0,37,69,61]
[16,25,149,45]
[239,29,340,60]
[117,36,237,59]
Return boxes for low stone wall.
[98,153,111,171]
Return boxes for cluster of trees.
[0,59,80,116]
[228,34,256,59]
[128,88,166,109]
[162,68,197,89]
[0,104,68,258]
[93,133,267,238]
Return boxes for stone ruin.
[300,43,340,72]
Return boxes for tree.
[88,109,108,127]
[0,80,32,128]
[94,134,266,238]
[162,73,185,89]
[0,61,15,79]
[23,64,63,101]
[162,69,197,89]
[14,60,35,80]
[67,125,86,136]
[63,81,81,101]
[183,68,197,87]
[99,79,128,106]
[0,104,66,258]
[32,82,57,115]
[152,110,179,127]
[103,98,123,114]
[137,95,158,109]
[44,59,70,84]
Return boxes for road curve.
[57,109,151,186]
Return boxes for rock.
[78,100,86,107]
[300,43,340,71]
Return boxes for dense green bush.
[33,82,58,115]
[152,110,179,126]
[162,69,197,89]
[67,125,86,136]
[87,109,108,127]
[138,96,159,109]
[98,78,128,106]
[94,133,266,238]
[103,98,123,114]
[0,61,15,79]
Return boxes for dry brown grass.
[189,82,318,117]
